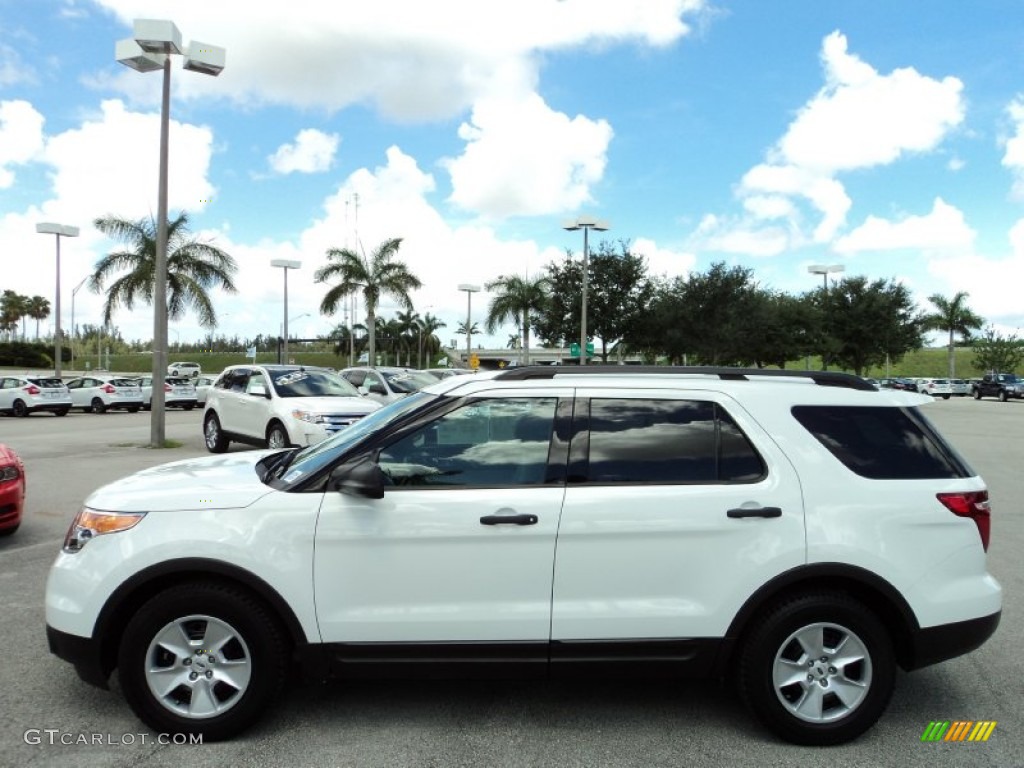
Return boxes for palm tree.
[922,292,984,379]
[26,296,50,339]
[0,290,26,341]
[417,312,446,368]
[314,238,422,368]
[484,274,550,365]
[89,212,238,328]
[395,309,420,366]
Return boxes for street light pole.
[807,263,845,371]
[457,284,480,367]
[271,259,302,363]
[563,216,609,366]
[70,276,88,372]
[35,223,79,378]
[116,19,225,448]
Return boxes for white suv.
[202,364,381,450]
[45,367,1001,745]
[168,362,202,378]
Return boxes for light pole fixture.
[807,264,845,371]
[563,216,609,366]
[70,275,89,372]
[35,222,80,379]
[457,284,480,366]
[271,259,302,363]
[117,18,225,447]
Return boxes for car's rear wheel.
[55,408,69,417]
[999,390,1008,402]
[204,413,229,453]
[0,523,18,537]
[91,397,107,414]
[736,592,895,746]
[12,399,28,418]
[266,422,290,450]
[128,407,140,413]
[117,581,288,741]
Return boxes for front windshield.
[270,369,362,398]
[381,370,437,393]
[272,391,436,486]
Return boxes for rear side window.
[582,399,765,484]
[791,405,973,479]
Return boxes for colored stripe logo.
[921,721,997,742]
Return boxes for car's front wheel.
[736,592,895,746]
[204,413,229,453]
[266,422,290,450]
[117,582,288,741]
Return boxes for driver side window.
[378,397,557,488]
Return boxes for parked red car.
[0,443,25,536]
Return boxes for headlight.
[291,409,323,424]
[0,465,19,483]
[63,508,146,553]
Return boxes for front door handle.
[727,506,782,519]
[480,514,538,526]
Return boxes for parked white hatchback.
[916,378,953,399]
[0,375,72,417]
[134,375,199,411]
[203,364,381,450]
[64,374,143,413]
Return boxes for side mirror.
[249,384,269,398]
[330,460,385,499]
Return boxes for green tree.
[315,238,422,368]
[416,313,447,368]
[484,274,550,365]
[971,327,1024,374]
[0,291,27,341]
[534,241,653,361]
[89,212,238,327]
[25,295,50,339]
[921,291,985,379]
[825,276,924,375]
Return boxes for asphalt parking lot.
[0,399,1021,768]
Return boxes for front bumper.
[46,625,110,689]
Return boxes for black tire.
[55,408,69,417]
[0,523,18,537]
[973,389,981,400]
[117,581,288,742]
[998,390,1008,402]
[266,422,290,450]
[184,404,194,411]
[736,592,896,746]
[942,395,950,400]
[91,397,107,414]
[204,412,229,453]
[12,399,28,418]
[128,407,141,413]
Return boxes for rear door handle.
[727,506,782,519]
[480,514,538,526]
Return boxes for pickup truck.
[971,373,1024,401]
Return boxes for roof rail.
[493,365,876,391]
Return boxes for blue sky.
[2,0,1024,350]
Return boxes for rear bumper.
[46,625,110,689]
[906,611,1001,670]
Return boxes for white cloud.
[268,129,340,175]
[43,99,215,221]
[834,198,975,254]
[0,99,45,188]
[1002,97,1024,200]
[632,237,696,279]
[776,31,964,173]
[694,31,964,254]
[693,214,794,257]
[444,92,613,218]
[92,1,707,116]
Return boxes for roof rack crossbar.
[493,365,876,391]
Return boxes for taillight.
[937,490,991,551]
[102,384,116,394]
[164,383,173,392]
[25,385,40,395]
